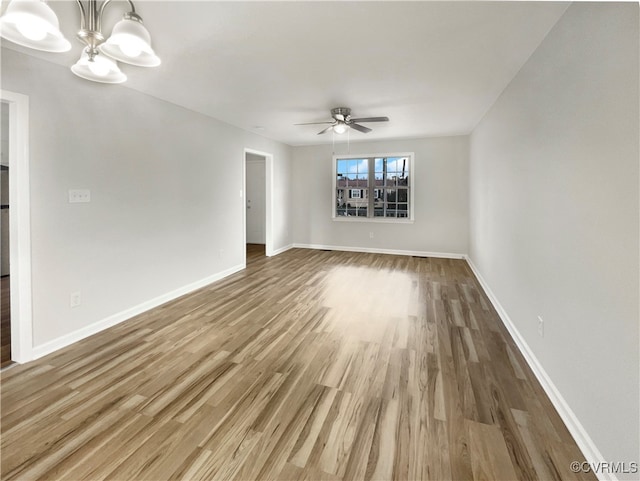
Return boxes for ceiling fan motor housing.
[331,107,351,121]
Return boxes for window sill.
[332,216,415,224]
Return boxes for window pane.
[335,154,410,220]
[336,187,347,216]
[341,154,367,216]
[387,157,405,173]
[346,160,358,180]
[350,159,364,174]
[385,176,396,187]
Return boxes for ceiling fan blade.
[317,125,334,135]
[349,116,389,123]
[294,121,333,125]
[349,123,372,134]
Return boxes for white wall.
[469,3,639,477]
[1,48,292,350]
[291,136,469,256]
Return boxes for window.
[334,153,413,221]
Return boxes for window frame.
[332,152,415,223]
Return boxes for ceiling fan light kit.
[333,122,348,134]
[296,107,389,135]
[0,0,160,84]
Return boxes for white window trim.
[332,152,415,223]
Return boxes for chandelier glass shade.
[0,0,71,52]
[0,0,160,84]
[99,13,160,67]
[71,49,126,83]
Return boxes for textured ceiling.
[2,1,569,145]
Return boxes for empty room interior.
[0,1,638,480]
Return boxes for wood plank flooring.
[0,249,595,480]
[247,243,266,260]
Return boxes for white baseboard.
[30,263,246,361]
[269,244,293,256]
[292,243,466,259]
[464,256,613,481]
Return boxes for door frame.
[243,148,273,261]
[1,90,33,364]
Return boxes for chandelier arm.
[97,0,137,32]
[75,0,87,31]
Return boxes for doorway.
[1,90,33,365]
[243,149,273,264]
[246,153,265,243]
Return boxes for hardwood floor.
[0,249,595,481]
[1,276,10,368]
[247,243,266,261]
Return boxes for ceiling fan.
[295,107,389,135]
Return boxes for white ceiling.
[2,1,569,146]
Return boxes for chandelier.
[0,0,160,84]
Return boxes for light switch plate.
[70,291,81,308]
[69,189,91,203]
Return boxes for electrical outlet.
[369,232,374,239]
[537,316,544,337]
[70,291,81,308]
[219,249,224,259]
[68,189,91,203]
